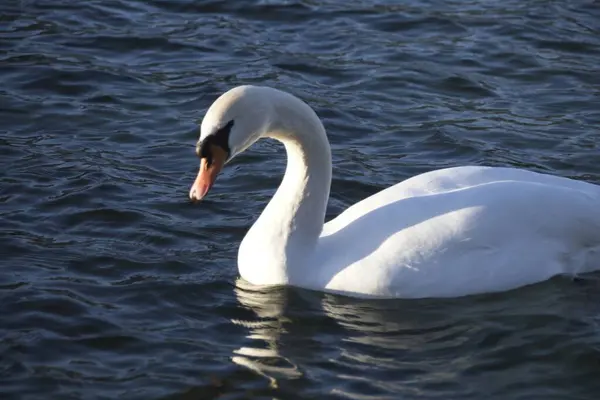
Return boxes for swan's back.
[315,166,600,298]
[322,166,598,236]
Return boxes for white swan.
[189,85,600,299]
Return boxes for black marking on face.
[196,119,234,166]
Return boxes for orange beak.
[189,144,228,201]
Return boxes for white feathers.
[199,86,600,299]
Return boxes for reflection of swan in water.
[318,294,479,380]
[231,278,302,387]
[230,278,490,390]
[231,279,600,396]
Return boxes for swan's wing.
[316,173,600,298]
[322,165,596,236]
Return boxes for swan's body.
[190,85,600,299]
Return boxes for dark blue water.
[2,0,600,398]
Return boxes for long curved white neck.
[238,92,332,285]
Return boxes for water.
[2,0,600,398]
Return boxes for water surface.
[2,0,600,398]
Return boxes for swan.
[189,85,600,299]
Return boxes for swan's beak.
[189,144,227,201]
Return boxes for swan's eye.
[196,138,214,167]
[195,119,235,164]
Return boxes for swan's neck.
[238,96,332,285]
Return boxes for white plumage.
[191,85,600,299]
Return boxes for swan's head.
[189,86,271,201]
